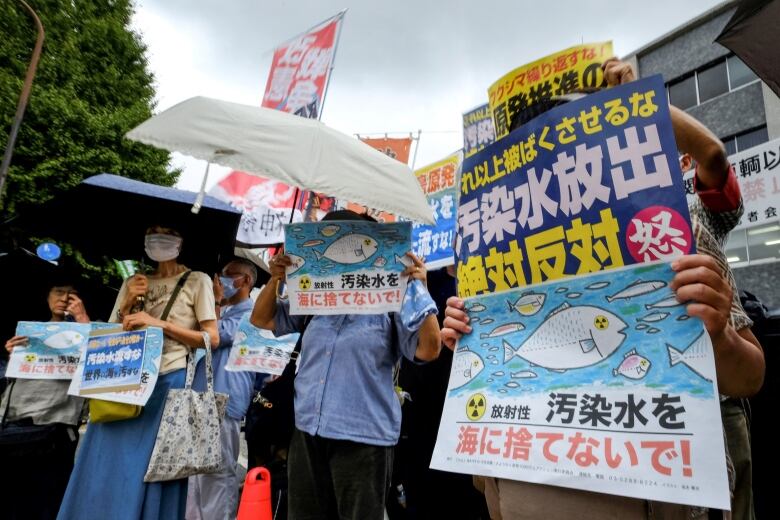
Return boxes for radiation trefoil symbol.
[298,276,312,290]
[466,393,486,421]
[594,315,609,329]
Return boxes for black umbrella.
[715,0,780,97]
[13,173,241,275]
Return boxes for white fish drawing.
[43,330,85,349]
[314,233,378,264]
[480,318,495,325]
[667,332,714,382]
[507,292,546,316]
[677,314,691,321]
[606,280,666,302]
[486,378,494,383]
[487,355,497,360]
[394,253,413,267]
[450,349,485,389]
[502,305,627,371]
[492,371,505,377]
[468,303,487,313]
[286,254,306,275]
[480,322,525,339]
[637,312,670,323]
[302,239,324,247]
[613,349,652,380]
[636,323,649,330]
[647,328,660,334]
[488,346,499,352]
[567,292,582,299]
[498,389,508,393]
[321,224,340,237]
[373,256,387,267]
[586,281,611,290]
[504,381,520,388]
[291,226,303,232]
[645,295,684,309]
[511,370,537,379]
[555,287,568,293]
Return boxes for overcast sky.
[130,0,725,191]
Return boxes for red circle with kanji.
[625,206,693,263]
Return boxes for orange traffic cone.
[236,467,272,520]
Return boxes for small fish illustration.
[613,349,652,380]
[291,226,303,232]
[487,355,497,360]
[555,287,568,293]
[645,295,683,309]
[647,328,660,334]
[302,239,324,248]
[635,323,649,330]
[510,370,537,379]
[450,349,485,389]
[507,292,546,316]
[637,312,670,323]
[43,330,85,349]
[480,322,525,339]
[492,371,505,377]
[488,347,499,352]
[498,389,508,394]
[606,280,667,302]
[394,253,412,267]
[294,235,305,239]
[480,318,495,325]
[567,292,582,299]
[468,303,487,313]
[586,281,611,290]
[486,378,494,383]
[667,332,714,381]
[373,256,387,267]
[286,254,306,275]
[321,224,340,237]
[314,233,378,264]
[504,381,520,388]
[491,361,499,365]
[676,314,691,321]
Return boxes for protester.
[57,225,218,520]
[0,281,89,520]
[186,258,257,520]
[250,209,442,519]
[440,59,764,519]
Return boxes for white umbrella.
[126,96,435,224]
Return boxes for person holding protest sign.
[57,225,218,520]
[186,258,257,520]
[250,209,441,520]
[440,58,764,520]
[0,280,90,520]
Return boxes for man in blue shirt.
[251,210,442,519]
[187,258,258,520]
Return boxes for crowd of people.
[0,59,768,520]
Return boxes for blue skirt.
[57,370,187,520]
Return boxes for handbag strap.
[184,332,215,393]
[160,270,191,322]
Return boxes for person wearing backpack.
[250,210,442,519]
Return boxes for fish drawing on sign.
[492,371,505,377]
[507,292,546,316]
[480,322,525,339]
[321,224,340,237]
[504,381,520,389]
[510,370,537,379]
[613,349,652,380]
[645,295,684,309]
[502,305,627,371]
[373,256,387,267]
[586,281,611,290]
[667,331,714,382]
[450,349,485,389]
[677,314,691,321]
[555,287,568,293]
[635,323,649,330]
[606,280,666,302]
[468,303,487,313]
[480,318,495,325]
[647,328,660,334]
[637,312,670,323]
[302,239,324,248]
[286,254,306,275]
[43,330,85,349]
[394,253,413,267]
[567,292,582,299]
[314,233,378,264]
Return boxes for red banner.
[359,137,413,165]
[261,12,344,119]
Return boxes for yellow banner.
[488,42,613,139]
[415,152,461,196]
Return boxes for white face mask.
[144,234,182,262]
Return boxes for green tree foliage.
[0,0,177,217]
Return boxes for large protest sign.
[68,325,163,406]
[463,104,496,158]
[226,315,300,375]
[433,76,729,509]
[683,137,780,231]
[456,75,695,298]
[6,321,90,379]
[284,221,411,314]
[488,42,613,139]
[412,153,461,269]
[430,262,729,509]
[261,11,345,119]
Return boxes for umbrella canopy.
[125,96,436,225]
[14,173,242,275]
[716,0,780,97]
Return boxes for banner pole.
[317,8,348,122]
[410,129,422,170]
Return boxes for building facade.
[625,0,780,308]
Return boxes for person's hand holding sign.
[401,252,427,285]
[440,296,472,351]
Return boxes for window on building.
[727,224,780,265]
[724,138,737,156]
[736,126,768,152]
[669,75,697,110]
[697,61,729,103]
[727,55,758,89]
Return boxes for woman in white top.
[58,225,218,520]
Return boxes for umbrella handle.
[191,161,211,214]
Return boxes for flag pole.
[410,129,423,170]
[317,8,348,122]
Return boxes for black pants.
[288,428,393,520]
[0,423,78,520]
